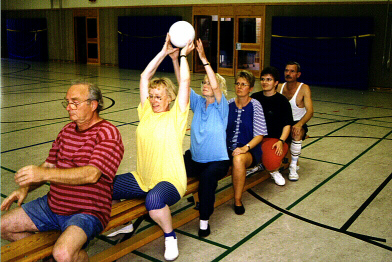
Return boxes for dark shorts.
[288,121,308,142]
[22,195,103,249]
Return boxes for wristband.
[180,55,187,58]
[246,144,250,151]
[203,62,210,66]
[279,139,285,143]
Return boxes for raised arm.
[196,39,222,103]
[168,45,180,85]
[177,40,195,112]
[140,34,176,107]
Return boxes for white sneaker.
[164,236,179,261]
[106,223,134,237]
[271,171,285,186]
[289,165,299,181]
[246,163,264,176]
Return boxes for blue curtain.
[271,17,374,90]
[118,16,181,72]
[6,18,48,61]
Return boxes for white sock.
[200,220,209,230]
[290,140,302,167]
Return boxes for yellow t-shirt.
[132,98,189,197]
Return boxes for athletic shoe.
[246,163,264,176]
[271,171,285,186]
[106,223,134,237]
[289,165,299,181]
[164,236,179,261]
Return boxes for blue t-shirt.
[190,89,229,163]
[226,98,268,161]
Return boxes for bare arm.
[177,40,195,112]
[140,34,175,107]
[272,125,291,156]
[168,46,180,84]
[196,38,222,103]
[14,164,102,187]
[1,161,55,211]
[293,85,313,136]
[232,135,264,156]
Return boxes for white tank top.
[281,83,306,121]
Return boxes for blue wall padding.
[271,17,373,89]
[6,18,48,61]
[118,16,181,72]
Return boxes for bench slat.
[1,231,60,262]
[90,171,269,262]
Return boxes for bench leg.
[118,216,145,244]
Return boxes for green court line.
[1,166,16,173]
[313,99,392,110]
[211,129,392,261]
[299,156,344,166]
[303,120,357,149]
[174,229,231,250]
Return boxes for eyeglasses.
[148,95,166,101]
[62,99,90,110]
[235,82,250,87]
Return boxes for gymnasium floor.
[1,59,391,261]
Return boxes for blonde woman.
[112,35,194,261]
[184,39,230,237]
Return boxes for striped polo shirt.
[45,120,124,229]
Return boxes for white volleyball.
[168,21,195,48]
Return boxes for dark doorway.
[74,16,87,64]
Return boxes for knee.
[52,245,73,262]
[232,154,246,168]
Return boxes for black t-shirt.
[251,91,293,139]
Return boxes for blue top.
[190,89,230,163]
[226,98,268,162]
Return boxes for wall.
[1,0,388,10]
[1,2,391,88]
[264,4,390,88]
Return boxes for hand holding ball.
[168,21,195,48]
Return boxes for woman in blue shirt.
[184,39,230,237]
[226,70,268,215]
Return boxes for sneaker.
[288,165,299,181]
[164,236,179,261]
[106,223,134,237]
[246,163,264,176]
[271,171,285,186]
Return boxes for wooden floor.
[1,59,391,261]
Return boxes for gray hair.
[71,80,104,113]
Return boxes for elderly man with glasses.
[1,81,124,262]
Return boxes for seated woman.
[184,39,231,238]
[226,70,267,215]
[111,35,194,261]
[251,67,294,186]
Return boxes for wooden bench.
[1,171,270,262]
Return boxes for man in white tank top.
[277,61,314,181]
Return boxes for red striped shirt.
[45,120,124,228]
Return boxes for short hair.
[71,80,104,113]
[235,70,255,88]
[260,66,280,83]
[149,77,177,101]
[203,73,227,96]
[286,61,301,72]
